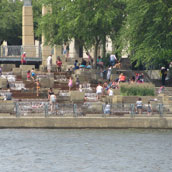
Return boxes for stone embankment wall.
[0,117,172,129]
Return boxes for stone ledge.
[0,117,171,129]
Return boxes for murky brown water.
[0,129,171,172]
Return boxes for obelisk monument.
[22,0,34,46]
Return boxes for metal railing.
[0,101,171,118]
[0,45,42,58]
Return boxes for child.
[147,101,152,116]
[27,70,31,81]
[36,80,40,97]
[31,68,36,81]
[68,77,73,91]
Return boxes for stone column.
[22,0,34,46]
[22,0,36,57]
[41,6,52,66]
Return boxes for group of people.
[96,82,114,100]
[136,98,153,116]
[103,98,153,115]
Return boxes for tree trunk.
[94,43,99,69]
[102,36,106,58]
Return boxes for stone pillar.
[22,0,34,46]
[41,6,52,66]
[69,39,80,59]
[22,0,36,58]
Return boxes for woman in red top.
[119,73,126,82]
[21,52,26,65]
[56,56,62,72]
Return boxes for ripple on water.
[0,129,171,172]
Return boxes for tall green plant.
[120,83,155,96]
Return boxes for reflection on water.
[0,129,172,172]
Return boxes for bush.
[120,83,155,96]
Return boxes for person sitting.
[5,89,12,100]
[111,81,119,89]
[103,102,111,115]
[119,73,126,83]
[80,58,87,68]
[74,60,79,70]
[137,73,144,83]
[86,62,92,69]
[107,88,113,96]
[113,60,121,69]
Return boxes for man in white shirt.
[47,55,52,73]
[110,54,117,66]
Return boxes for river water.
[0,129,172,172]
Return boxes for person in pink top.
[27,70,31,81]
[68,77,73,91]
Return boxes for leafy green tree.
[120,0,172,69]
[0,0,22,45]
[0,0,42,45]
[39,0,125,65]
[32,0,42,41]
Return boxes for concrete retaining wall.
[0,117,172,129]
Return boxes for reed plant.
[120,83,155,96]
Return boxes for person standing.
[56,56,62,72]
[68,77,73,91]
[66,43,70,60]
[50,92,56,113]
[107,66,112,81]
[110,54,117,66]
[27,70,31,81]
[48,88,53,100]
[96,83,103,100]
[0,67,2,76]
[136,97,143,114]
[147,101,152,116]
[31,68,36,81]
[36,79,40,97]
[21,52,26,65]
[161,67,167,86]
[47,55,52,73]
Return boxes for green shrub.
[120,83,155,96]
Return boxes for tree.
[38,0,125,65]
[120,0,172,69]
[0,0,42,45]
[0,0,22,45]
